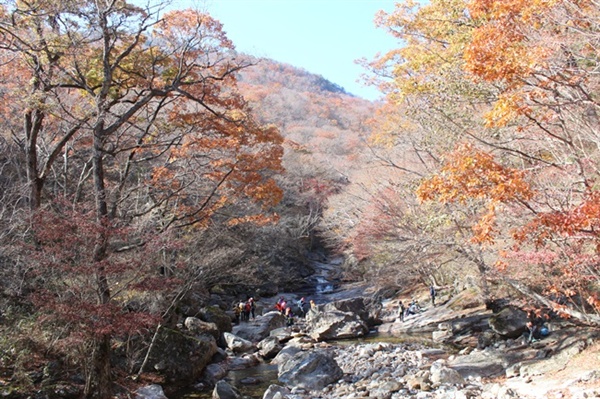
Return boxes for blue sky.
[168,0,399,101]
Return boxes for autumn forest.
[0,0,598,398]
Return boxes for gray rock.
[277,349,343,390]
[307,309,369,341]
[262,384,291,399]
[185,317,220,340]
[200,306,233,334]
[481,383,518,399]
[488,307,527,338]
[429,360,465,385]
[271,345,303,365]
[135,384,168,399]
[232,311,286,342]
[223,332,256,354]
[202,363,228,385]
[149,328,218,383]
[258,336,283,359]
[212,380,242,399]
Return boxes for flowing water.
[173,364,279,399]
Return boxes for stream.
[172,256,427,399]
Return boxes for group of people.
[396,285,437,322]
[274,296,316,327]
[397,299,422,322]
[234,297,256,323]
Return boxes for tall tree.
[1,1,284,397]
[365,0,599,322]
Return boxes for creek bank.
[169,288,600,399]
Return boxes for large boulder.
[148,327,218,384]
[257,336,283,359]
[232,311,286,342]
[317,297,380,327]
[223,332,256,354]
[271,345,303,365]
[200,306,233,334]
[185,317,220,340]
[277,349,343,391]
[488,307,528,338]
[307,309,369,341]
[262,384,291,399]
[212,380,242,399]
[135,385,168,399]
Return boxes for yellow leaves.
[227,213,280,227]
[417,143,533,205]
[373,0,474,98]
[483,92,526,127]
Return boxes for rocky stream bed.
[136,285,599,399]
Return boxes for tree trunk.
[83,125,114,399]
[84,335,112,399]
[24,108,45,210]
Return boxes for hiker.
[309,299,318,313]
[406,299,421,316]
[297,297,308,317]
[238,301,246,322]
[248,297,256,320]
[284,306,294,327]
[243,300,251,322]
[397,300,405,322]
[526,309,546,344]
[233,302,241,324]
[430,285,436,306]
[275,296,285,313]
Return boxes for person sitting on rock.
[406,300,421,316]
[526,308,546,344]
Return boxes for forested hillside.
[0,0,598,398]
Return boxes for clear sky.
[168,0,399,101]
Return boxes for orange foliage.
[514,190,600,244]
[417,143,533,243]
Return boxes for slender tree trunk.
[24,109,45,210]
[84,126,114,399]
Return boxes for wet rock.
[202,362,228,385]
